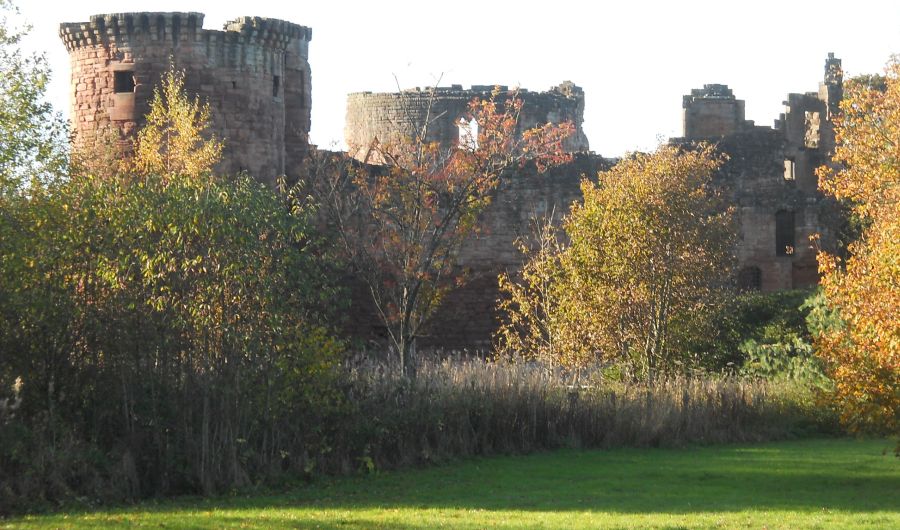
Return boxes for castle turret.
[60,12,312,183]
[682,84,754,139]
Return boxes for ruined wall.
[348,154,612,350]
[344,82,590,159]
[678,54,843,291]
[683,84,756,138]
[59,12,312,183]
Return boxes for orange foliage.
[316,89,573,372]
[815,60,900,435]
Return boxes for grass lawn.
[5,438,898,529]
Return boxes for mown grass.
[5,438,897,529]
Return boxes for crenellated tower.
[60,12,312,182]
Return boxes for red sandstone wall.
[60,13,312,183]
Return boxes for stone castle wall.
[60,12,312,183]
[344,82,590,159]
[677,53,843,292]
[348,154,613,350]
[59,13,845,347]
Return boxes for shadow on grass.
[12,438,900,527]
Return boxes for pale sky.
[16,0,900,156]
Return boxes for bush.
[685,288,817,371]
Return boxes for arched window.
[775,210,795,256]
[738,266,762,291]
[458,117,478,150]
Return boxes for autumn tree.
[131,66,223,180]
[497,145,737,379]
[814,61,900,435]
[1,61,342,503]
[307,89,572,373]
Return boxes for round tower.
[59,12,312,182]
[344,82,590,161]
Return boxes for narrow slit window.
[114,71,135,93]
[775,210,795,256]
[273,75,280,97]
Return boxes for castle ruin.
[60,12,312,183]
[677,53,843,291]
[60,12,844,349]
[344,82,590,159]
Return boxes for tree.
[497,145,737,379]
[0,0,67,194]
[1,62,343,503]
[306,89,573,373]
[0,0,68,428]
[131,66,223,180]
[814,61,900,435]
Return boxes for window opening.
[114,71,135,93]
[775,210,795,256]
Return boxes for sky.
[15,0,900,156]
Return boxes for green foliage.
[0,54,343,510]
[0,0,67,193]
[686,288,816,370]
[739,338,829,387]
[497,145,738,378]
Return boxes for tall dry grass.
[313,357,835,474]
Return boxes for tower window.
[114,71,135,93]
[273,75,281,97]
[784,159,795,181]
[775,210,795,256]
[458,117,478,150]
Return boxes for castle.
[60,12,842,348]
[60,12,312,183]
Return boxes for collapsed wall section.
[677,54,844,292]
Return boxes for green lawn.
[5,438,898,529]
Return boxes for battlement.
[682,83,754,138]
[683,84,736,107]
[60,11,313,183]
[223,16,312,44]
[60,12,311,52]
[349,82,585,101]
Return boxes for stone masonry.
[60,12,312,183]
[344,82,590,160]
[342,81,601,348]
[676,53,843,291]
[59,13,845,348]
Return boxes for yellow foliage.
[497,145,737,378]
[815,60,900,435]
[131,66,223,181]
